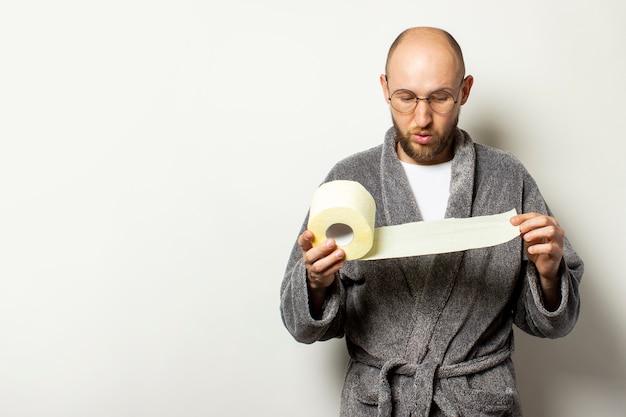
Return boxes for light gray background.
[1,1,625,416]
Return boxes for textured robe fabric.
[280,128,583,417]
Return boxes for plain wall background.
[1,1,625,416]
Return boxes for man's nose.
[413,99,433,127]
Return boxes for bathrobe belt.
[350,344,512,417]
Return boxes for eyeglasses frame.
[386,76,468,115]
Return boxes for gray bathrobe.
[280,128,583,417]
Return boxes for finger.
[523,230,563,265]
[306,245,345,288]
[511,212,545,229]
[526,239,557,256]
[297,230,315,252]
[522,224,561,244]
[308,255,345,285]
[512,213,560,235]
[510,212,539,226]
[304,238,343,266]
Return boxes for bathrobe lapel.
[379,128,476,223]
[379,128,477,362]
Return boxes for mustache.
[409,129,434,136]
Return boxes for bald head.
[385,27,465,81]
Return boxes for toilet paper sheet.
[307,180,520,260]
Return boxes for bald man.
[280,27,583,417]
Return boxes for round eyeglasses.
[388,89,458,114]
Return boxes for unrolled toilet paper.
[307,180,520,260]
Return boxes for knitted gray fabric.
[280,127,583,416]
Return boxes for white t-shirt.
[400,160,452,221]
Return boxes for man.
[280,27,583,417]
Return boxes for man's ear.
[380,74,390,104]
[460,75,474,105]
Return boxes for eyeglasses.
[387,78,466,114]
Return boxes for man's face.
[391,97,460,165]
[381,37,472,165]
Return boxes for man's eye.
[430,93,451,102]
[396,94,414,102]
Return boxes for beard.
[393,113,459,164]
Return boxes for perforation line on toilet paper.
[307,180,521,260]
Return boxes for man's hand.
[511,212,564,310]
[298,230,345,318]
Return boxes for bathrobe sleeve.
[513,170,584,338]
[280,221,346,344]
[279,151,382,345]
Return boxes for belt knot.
[350,344,512,417]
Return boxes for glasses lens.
[428,91,455,113]
[390,90,416,113]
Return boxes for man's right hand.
[298,230,345,289]
[298,230,345,318]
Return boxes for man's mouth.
[412,132,433,145]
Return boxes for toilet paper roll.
[307,180,520,260]
[308,180,376,260]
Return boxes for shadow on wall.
[514,281,626,416]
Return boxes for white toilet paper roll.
[308,180,376,260]
[307,180,520,260]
